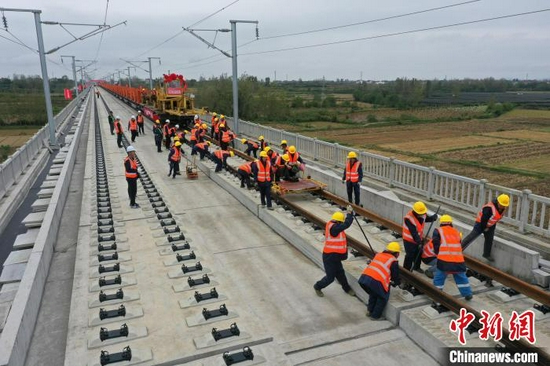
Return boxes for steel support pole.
[127,66,131,87]
[148,58,153,90]
[71,56,79,97]
[230,21,239,134]
[34,11,57,147]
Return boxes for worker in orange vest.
[342,151,363,206]
[285,146,304,182]
[241,139,259,158]
[238,161,255,188]
[421,237,437,279]
[252,151,273,210]
[272,153,289,182]
[136,110,145,135]
[219,124,236,150]
[213,149,234,172]
[114,116,124,148]
[189,124,199,147]
[128,116,138,142]
[358,242,401,320]
[163,119,172,150]
[213,117,221,140]
[199,123,208,142]
[210,112,218,137]
[314,206,356,297]
[280,140,289,154]
[124,146,140,208]
[168,141,183,178]
[258,135,268,151]
[433,215,472,300]
[462,194,509,262]
[402,201,438,273]
[192,141,210,160]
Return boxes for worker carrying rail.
[241,138,259,158]
[192,141,211,160]
[358,242,401,320]
[114,116,124,148]
[153,120,163,153]
[342,151,363,206]
[461,194,509,262]
[213,149,234,173]
[432,215,473,300]
[313,206,356,298]
[251,151,273,210]
[128,116,138,143]
[168,141,183,179]
[124,146,140,209]
[402,201,438,273]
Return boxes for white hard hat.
[175,124,180,129]
[138,110,142,113]
[115,116,121,120]
[194,115,199,119]
[131,115,136,119]
[165,119,170,123]
[126,146,136,153]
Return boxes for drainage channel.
[97,93,261,365]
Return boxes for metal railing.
[0,93,83,200]
[228,117,550,238]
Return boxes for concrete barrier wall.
[0,94,91,366]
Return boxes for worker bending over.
[421,238,437,279]
[433,215,472,300]
[342,152,363,206]
[242,139,259,158]
[238,161,255,188]
[314,206,356,297]
[192,141,211,160]
[213,149,234,172]
[462,194,509,262]
[358,242,401,320]
[272,154,289,182]
[124,146,140,209]
[402,201,438,273]
[285,146,304,182]
[251,151,273,210]
[168,141,183,178]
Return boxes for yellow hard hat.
[173,136,180,141]
[219,124,225,128]
[212,112,217,116]
[282,154,290,162]
[220,114,225,119]
[229,151,235,157]
[201,123,207,129]
[259,135,264,140]
[288,146,296,154]
[347,151,358,159]
[331,211,345,222]
[184,130,189,134]
[206,141,211,146]
[281,140,287,145]
[214,117,219,122]
[413,201,427,215]
[175,142,182,147]
[155,120,160,124]
[263,146,271,152]
[440,214,453,224]
[259,151,268,158]
[497,194,510,207]
[241,139,247,144]
[386,241,401,253]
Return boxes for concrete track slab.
[30,198,51,212]
[37,188,54,199]
[0,263,26,284]
[12,229,39,250]
[40,180,57,189]
[21,212,45,228]
[0,302,11,331]
[3,249,32,266]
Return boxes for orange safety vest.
[402,211,426,244]
[251,142,259,149]
[260,141,268,150]
[124,157,138,179]
[170,147,181,162]
[323,221,347,254]
[475,201,503,228]
[214,150,230,160]
[288,152,300,163]
[345,160,361,183]
[435,226,464,263]
[422,240,436,259]
[255,159,271,182]
[190,128,198,141]
[195,142,208,150]
[136,115,144,124]
[239,162,252,174]
[114,121,123,134]
[362,252,397,292]
[222,130,234,143]
[214,122,220,134]
[129,119,138,131]
[163,124,170,136]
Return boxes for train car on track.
[99,73,206,128]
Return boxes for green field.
[0,92,69,126]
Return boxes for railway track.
[100,86,550,365]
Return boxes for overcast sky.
[1,0,549,81]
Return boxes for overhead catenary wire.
[239,8,550,56]
[93,0,110,62]
[261,0,481,40]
